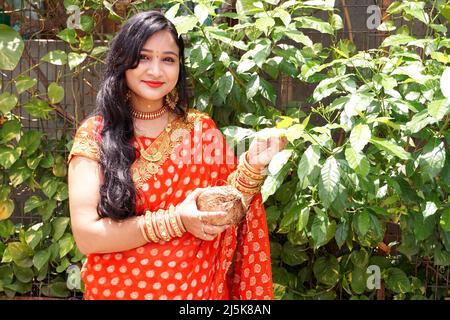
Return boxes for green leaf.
[313,75,351,102]
[6,242,33,263]
[335,221,349,248]
[58,234,74,258]
[428,99,449,121]
[15,75,37,94]
[23,98,53,119]
[25,229,42,250]
[41,50,68,65]
[12,264,34,283]
[172,15,198,35]
[52,217,70,241]
[311,212,336,249]
[261,162,291,202]
[39,199,57,222]
[354,210,370,236]
[295,16,334,34]
[33,249,51,271]
[246,74,260,99]
[281,242,309,266]
[423,201,438,219]
[381,34,416,47]
[0,25,24,70]
[91,46,109,56]
[68,52,87,70]
[0,119,21,143]
[80,15,94,32]
[350,267,367,294]
[269,149,293,176]
[297,145,321,184]
[9,159,32,187]
[41,282,70,298]
[405,109,434,134]
[313,256,340,286]
[41,176,59,198]
[194,4,209,25]
[370,137,410,160]
[0,92,18,114]
[48,83,65,104]
[345,147,370,177]
[255,16,275,34]
[418,139,446,179]
[164,3,180,22]
[385,268,411,294]
[440,68,450,99]
[351,249,369,269]
[57,28,77,44]
[0,146,20,169]
[217,72,234,102]
[297,207,310,232]
[284,30,313,47]
[79,34,93,52]
[350,124,371,152]
[237,59,255,74]
[24,195,43,214]
[440,207,450,232]
[319,156,340,208]
[18,131,43,157]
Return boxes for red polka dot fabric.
[69,109,273,300]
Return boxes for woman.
[68,10,288,300]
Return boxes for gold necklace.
[131,105,168,120]
[134,115,173,162]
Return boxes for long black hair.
[91,11,189,220]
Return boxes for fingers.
[198,210,228,221]
[203,224,230,235]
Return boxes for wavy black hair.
[91,11,189,220]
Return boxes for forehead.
[141,30,179,53]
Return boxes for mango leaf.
[318,156,340,208]
[313,256,340,286]
[0,25,24,70]
[0,92,18,114]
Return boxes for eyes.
[139,54,176,63]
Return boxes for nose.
[146,59,162,77]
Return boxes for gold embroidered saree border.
[67,131,100,163]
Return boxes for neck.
[130,95,164,113]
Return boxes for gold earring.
[126,90,131,101]
[165,89,179,110]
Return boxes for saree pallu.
[67,108,273,300]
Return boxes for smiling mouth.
[143,80,165,88]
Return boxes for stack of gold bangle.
[228,151,266,195]
[141,205,186,243]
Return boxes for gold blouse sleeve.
[67,116,103,164]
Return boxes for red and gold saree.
[67,108,273,300]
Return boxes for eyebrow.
[141,48,179,57]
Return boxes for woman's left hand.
[246,132,289,171]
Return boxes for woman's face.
[125,29,180,105]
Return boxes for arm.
[68,155,147,255]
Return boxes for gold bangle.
[151,209,162,240]
[139,215,150,243]
[168,205,183,237]
[164,210,176,238]
[156,209,171,242]
[239,162,265,181]
[145,210,159,243]
[174,205,186,233]
[243,151,267,175]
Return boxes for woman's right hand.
[176,187,232,241]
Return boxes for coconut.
[196,185,246,225]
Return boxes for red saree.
[68,108,273,300]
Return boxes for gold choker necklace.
[131,105,168,120]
